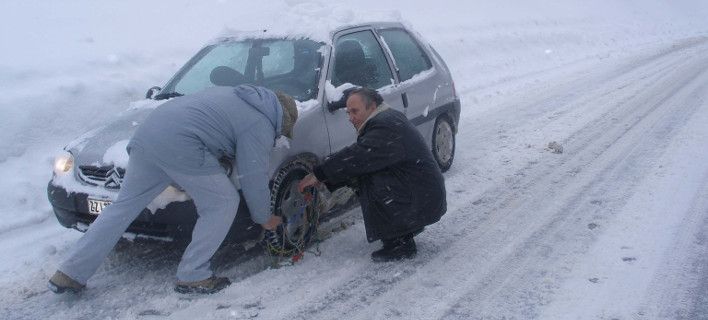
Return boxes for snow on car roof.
[209,7,408,44]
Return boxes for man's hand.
[298,173,320,193]
[261,215,283,230]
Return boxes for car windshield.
[162,38,324,101]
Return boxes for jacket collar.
[357,103,390,135]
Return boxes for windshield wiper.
[154,91,184,100]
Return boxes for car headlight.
[54,152,74,175]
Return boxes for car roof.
[332,21,406,34]
[211,21,407,45]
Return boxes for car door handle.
[402,92,409,108]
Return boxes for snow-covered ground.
[2,1,708,319]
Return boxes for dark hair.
[348,87,383,108]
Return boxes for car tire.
[432,115,455,172]
[268,159,320,255]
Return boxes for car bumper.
[47,182,259,241]
[450,98,461,133]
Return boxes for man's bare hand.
[261,215,283,230]
[298,173,320,193]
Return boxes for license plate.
[88,198,112,215]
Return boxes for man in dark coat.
[298,88,446,262]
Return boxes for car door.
[376,27,438,146]
[323,27,403,154]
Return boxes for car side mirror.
[145,86,162,99]
[326,86,357,112]
[327,99,346,112]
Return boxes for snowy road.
[3,33,708,320]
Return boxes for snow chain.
[263,188,322,268]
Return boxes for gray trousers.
[59,146,239,284]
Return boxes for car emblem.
[104,168,123,188]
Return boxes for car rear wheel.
[432,115,455,172]
[267,159,320,256]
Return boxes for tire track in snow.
[442,37,706,196]
[587,171,708,320]
[438,54,708,320]
[620,103,708,319]
[678,183,708,319]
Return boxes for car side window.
[332,31,394,89]
[378,28,432,82]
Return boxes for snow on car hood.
[66,106,153,168]
[103,139,130,168]
[66,95,320,170]
[56,99,194,212]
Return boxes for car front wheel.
[267,159,320,256]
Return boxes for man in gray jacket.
[48,85,297,294]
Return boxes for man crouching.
[298,88,447,262]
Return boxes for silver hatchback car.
[48,21,460,247]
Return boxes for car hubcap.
[435,120,454,163]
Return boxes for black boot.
[371,236,417,262]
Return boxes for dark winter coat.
[313,107,447,242]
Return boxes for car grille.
[78,165,126,189]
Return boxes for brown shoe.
[48,271,85,294]
[174,276,231,294]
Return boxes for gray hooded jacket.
[127,85,283,224]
